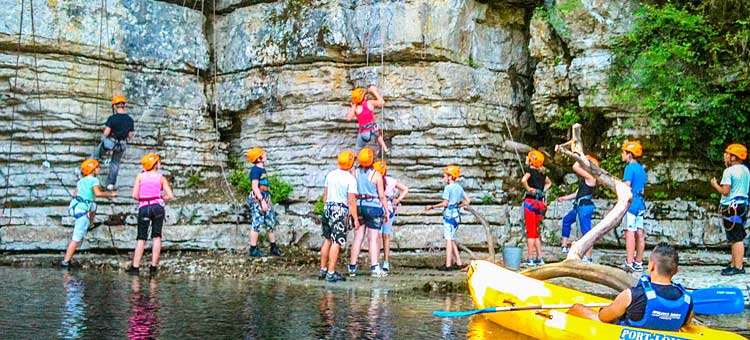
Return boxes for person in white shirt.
[318,151,360,282]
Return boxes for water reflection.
[127,277,160,340]
[59,271,87,339]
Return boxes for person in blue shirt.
[426,165,470,271]
[246,147,283,257]
[568,243,693,332]
[621,141,647,273]
[710,143,750,275]
[61,159,117,268]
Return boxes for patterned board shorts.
[251,199,277,232]
[322,203,353,246]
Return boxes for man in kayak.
[568,243,694,332]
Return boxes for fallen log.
[521,259,637,292]
[520,123,635,289]
[463,206,496,260]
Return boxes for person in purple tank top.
[126,153,174,275]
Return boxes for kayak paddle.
[691,286,746,315]
[434,287,747,318]
[433,302,611,318]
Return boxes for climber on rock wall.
[346,85,388,153]
[91,95,135,191]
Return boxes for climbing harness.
[720,197,749,232]
[68,197,94,219]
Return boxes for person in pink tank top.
[126,153,174,275]
[346,85,389,152]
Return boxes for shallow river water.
[0,267,535,339]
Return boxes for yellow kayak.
[467,260,746,340]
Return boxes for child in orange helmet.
[91,95,135,191]
[710,143,750,275]
[246,147,284,257]
[346,85,388,152]
[620,140,647,273]
[426,165,470,271]
[61,159,117,268]
[373,160,409,273]
[521,150,552,267]
[126,153,174,275]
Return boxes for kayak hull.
[467,260,745,340]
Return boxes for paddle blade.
[691,287,745,315]
[433,307,493,318]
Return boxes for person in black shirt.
[568,243,694,332]
[92,95,134,190]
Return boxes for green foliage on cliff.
[610,2,750,161]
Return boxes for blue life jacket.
[619,275,691,332]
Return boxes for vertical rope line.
[29,0,72,197]
[2,0,27,227]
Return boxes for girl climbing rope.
[347,85,388,153]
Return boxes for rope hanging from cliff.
[503,116,526,175]
[210,0,240,205]
[1,0,27,228]
[29,0,73,198]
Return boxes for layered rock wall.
[0,0,739,252]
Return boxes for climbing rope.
[2,0,27,228]
[211,0,240,204]
[503,116,526,175]
[29,0,73,197]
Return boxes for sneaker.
[437,265,453,271]
[149,265,158,275]
[318,269,327,280]
[534,258,545,266]
[582,257,593,263]
[382,261,390,273]
[125,265,140,275]
[60,260,70,269]
[521,259,537,268]
[348,265,358,277]
[325,272,347,282]
[371,266,387,277]
[248,247,267,257]
[453,264,467,271]
[720,267,746,276]
[633,262,644,272]
[270,244,284,257]
[106,184,115,191]
[622,262,636,273]
[561,246,569,254]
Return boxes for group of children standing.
[62,96,174,275]
[63,89,749,280]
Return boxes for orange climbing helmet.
[246,147,265,163]
[351,88,366,104]
[373,161,387,176]
[337,150,355,170]
[141,153,160,171]
[725,143,748,160]
[621,140,643,157]
[112,95,127,106]
[358,148,375,167]
[81,159,99,176]
[527,150,545,168]
[586,155,600,167]
[444,164,461,179]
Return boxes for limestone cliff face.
[0,0,731,251]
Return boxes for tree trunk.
[463,206,495,260]
[521,259,638,292]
